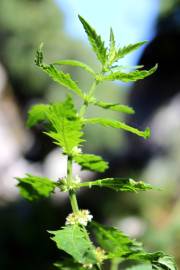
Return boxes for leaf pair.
[16,174,154,202]
[78,15,157,83]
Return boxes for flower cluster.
[95,247,107,263]
[65,209,93,226]
[72,146,82,155]
[83,263,93,269]
[83,247,107,269]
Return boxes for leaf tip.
[144,127,151,139]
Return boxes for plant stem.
[66,156,96,256]
[79,79,98,117]
[67,156,79,213]
[111,258,120,270]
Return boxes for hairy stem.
[67,156,79,212]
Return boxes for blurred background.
[0,0,180,269]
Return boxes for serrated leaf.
[74,153,109,173]
[133,252,177,270]
[157,255,177,270]
[104,64,158,83]
[78,15,107,65]
[117,41,147,59]
[54,59,96,76]
[35,45,83,97]
[94,100,135,114]
[44,97,84,155]
[91,222,177,270]
[16,174,55,201]
[91,222,142,259]
[85,118,150,139]
[108,28,116,65]
[27,104,49,128]
[79,178,154,193]
[49,225,97,265]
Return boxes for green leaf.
[35,44,83,97]
[16,174,55,201]
[85,118,150,139]
[103,64,158,83]
[54,59,96,76]
[27,104,49,128]
[117,41,147,59]
[157,254,177,270]
[91,222,142,259]
[44,97,84,155]
[49,225,97,265]
[79,178,154,192]
[91,223,177,270]
[78,15,107,65]
[108,28,116,66]
[133,252,177,270]
[94,100,135,114]
[74,153,109,173]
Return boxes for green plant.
[16,15,177,270]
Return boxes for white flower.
[72,146,82,155]
[83,263,93,269]
[74,175,81,183]
[65,209,93,226]
[95,247,107,263]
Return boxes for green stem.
[79,79,98,117]
[67,157,98,266]
[66,79,102,269]
[67,156,79,213]
[111,258,120,270]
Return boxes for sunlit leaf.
[108,28,116,66]
[94,100,135,114]
[44,96,84,155]
[27,103,49,128]
[35,44,83,97]
[49,225,97,265]
[74,153,108,173]
[117,41,147,59]
[103,64,158,83]
[16,174,55,201]
[85,117,150,139]
[78,15,107,65]
[54,59,96,76]
[79,178,154,192]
